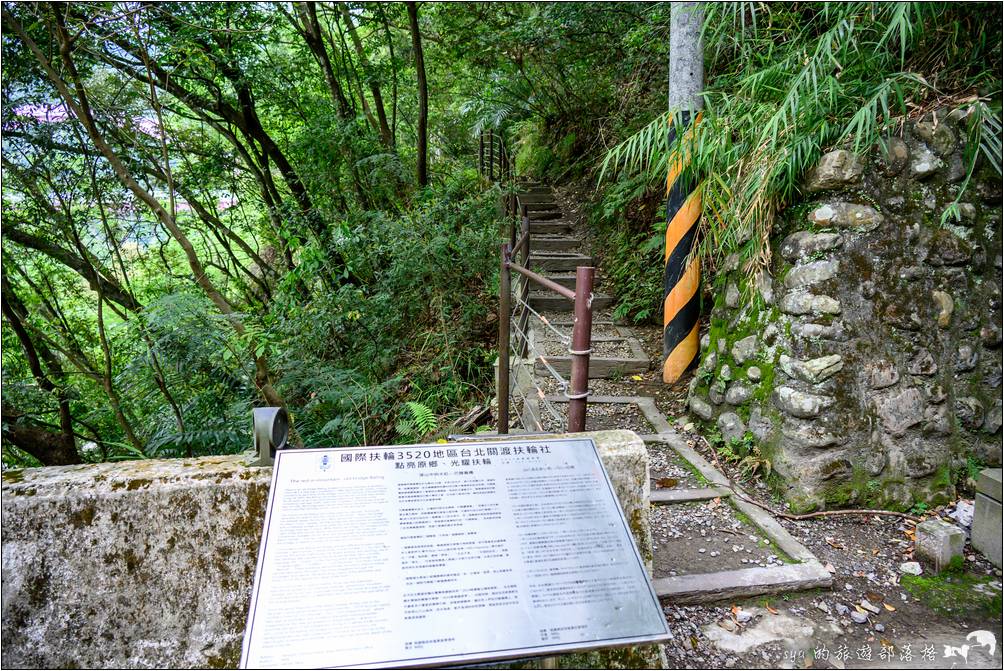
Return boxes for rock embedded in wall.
[688,108,1003,512]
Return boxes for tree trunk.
[6,7,290,410]
[379,5,398,147]
[339,3,393,147]
[293,2,353,118]
[0,277,80,466]
[406,2,428,187]
[668,3,704,114]
[662,2,704,384]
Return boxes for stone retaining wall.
[1,430,654,669]
[688,109,1003,512]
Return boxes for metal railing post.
[498,243,511,434]
[488,129,495,181]
[479,133,485,178]
[566,266,594,433]
[509,203,517,251]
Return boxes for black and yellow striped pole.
[662,113,701,383]
[663,2,704,384]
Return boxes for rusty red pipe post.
[498,243,512,434]
[566,266,594,433]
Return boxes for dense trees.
[2,2,1000,466]
[1,1,503,465]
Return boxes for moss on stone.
[69,504,96,529]
[730,504,796,564]
[901,561,1002,620]
[557,643,664,669]
[628,506,652,566]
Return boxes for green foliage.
[714,431,772,479]
[600,2,1003,275]
[909,501,930,516]
[396,401,437,441]
[586,176,666,324]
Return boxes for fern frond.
[404,401,437,435]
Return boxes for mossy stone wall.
[688,109,1003,512]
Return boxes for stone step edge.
[530,394,823,566]
[652,561,833,605]
[527,290,613,302]
[650,486,732,503]
[533,338,648,367]
[632,403,822,565]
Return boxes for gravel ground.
[534,324,624,341]
[539,337,635,358]
[647,439,705,489]
[550,181,1003,669]
[539,400,656,434]
[652,500,787,578]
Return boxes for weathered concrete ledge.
[1,430,658,669]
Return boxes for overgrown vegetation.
[599,2,1003,282]
[2,2,1002,466]
[1,2,503,466]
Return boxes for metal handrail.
[498,201,593,434]
[508,262,575,301]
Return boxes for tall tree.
[0,274,80,466]
[3,5,288,409]
[339,3,393,147]
[407,1,429,187]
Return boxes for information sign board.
[240,437,669,668]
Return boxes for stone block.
[689,395,714,420]
[914,518,965,572]
[805,150,864,192]
[807,202,883,231]
[772,386,834,419]
[977,467,1003,502]
[972,469,1002,569]
[779,292,841,316]
[1,431,658,669]
[784,260,839,290]
[717,412,747,443]
[780,231,841,261]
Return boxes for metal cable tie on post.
[511,294,571,343]
[567,347,593,355]
[563,390,590,400]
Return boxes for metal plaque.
[240,437,669,669]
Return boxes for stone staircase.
[504,181,833,604]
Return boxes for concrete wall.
[1,430,655,669]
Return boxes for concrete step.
[652,561,833,605]
[528,220,573,234]
[533,338,649,378]
[523,202,559,212]
[530,235,581,252]
[516,193,557,204]
[528,291,614,311]
[528,210,563,221]
[530,272,603,290]
[529,252,593,271]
